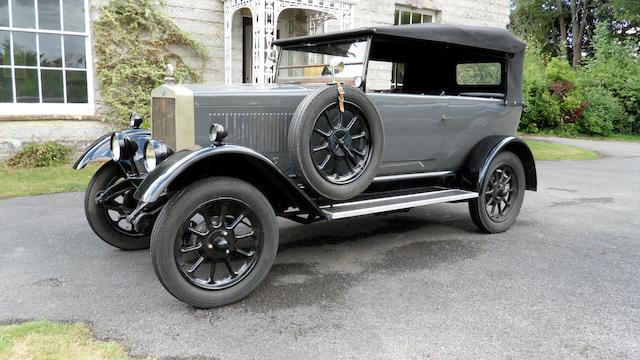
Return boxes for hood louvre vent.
[209,112,293,153]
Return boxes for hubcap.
[484,164,518,222]
[98,179,144,236]
[310,101,372,184]
[175,198,261,290]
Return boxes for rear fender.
[73,129,151,173]
[132,145,324,219]
[460,136,537,192]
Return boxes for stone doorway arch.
[224,0,355,84]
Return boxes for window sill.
[0,115,103,122]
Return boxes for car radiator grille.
[152,97,176,149]
[209,112,293,153]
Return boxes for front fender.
[73,129,151,170]
[133,144,323,217]
[460,136,537,192]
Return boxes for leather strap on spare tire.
[288,84,384,201]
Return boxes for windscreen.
[276,39,367,85]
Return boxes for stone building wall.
[0,0,510,160]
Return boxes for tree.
[510,0,639,66]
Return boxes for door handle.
[441,115,450,122]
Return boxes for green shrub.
[578,24,639,133]
[520,29,639,136]
[5,142,72,168]
[577,88,626,136]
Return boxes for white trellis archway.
[224,0,355,84]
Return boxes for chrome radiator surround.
[150,84,196,151]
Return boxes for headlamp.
[110,132,138,161]
[144,140,173,172]
[209,123,228,144]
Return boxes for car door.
[367,93,449,175]
[438,96,512,169]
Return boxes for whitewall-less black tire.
[469,151,526,233]
[150,177,279,308]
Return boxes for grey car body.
[75,23,537,308]
[185,83,519,176]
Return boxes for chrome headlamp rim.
[110,134,121,161]
[144,139,173,172]
[110,132,138,162]
[209,123,228,144]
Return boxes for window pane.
[400,11,411,25]
[0,68,13,102]
[394,10,399,25]
[0,30,10,65]
[66,70,87,103]
[38,0,61,30]
[13,31,37,66]
[64,35,85,68]
[15,68,39,102]
[0,0,9,27]
[456,63,502,85]
[41,69,63,102]
[423,14,433,23]
[63,0,85,32]
[412,12,422,24]
[12,0,36,28]
[40,33,62,67]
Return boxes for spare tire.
[288,85,384,201]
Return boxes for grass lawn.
[0,320,146,359]
[0,140,597,200]
[525,140,599,161]
[0,163,101,199]
[521,131,640,143]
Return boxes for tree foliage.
[520,25,639,135]
[510,0,639,67]
[93,0,208,125]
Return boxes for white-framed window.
[394,7,437,25]
[392,7,436,87]
[0,0,94,115]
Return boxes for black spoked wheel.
[84,161,150,250]
[484,165,518,222]
[151,177,278,308]
[101,181,143,236]
[310,102,371,185]
[469,151,526,234]
[176,198,262,290]
[289,85,384,201]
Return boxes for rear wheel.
[151,177,278,308]
[84,161,149,250]
[469,152,526,233]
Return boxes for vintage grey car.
[75,23,536,308]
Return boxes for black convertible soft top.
[273,24,526,105]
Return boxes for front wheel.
[469,151,526,233]
[151,177,279,308]
[84,161,150,250]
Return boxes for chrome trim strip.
[323,189,478,220]
[373,171,453,182]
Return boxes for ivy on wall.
[93,0,209,125]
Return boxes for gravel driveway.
[0,138,638,359]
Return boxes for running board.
[322,189,478,220]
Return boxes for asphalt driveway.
[1,138,638,359]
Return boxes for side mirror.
[329,58,345,83]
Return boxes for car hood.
[182,83,322,97]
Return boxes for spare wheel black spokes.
[310,102,372,185]
[175,198,261,290]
